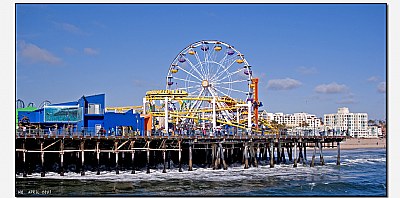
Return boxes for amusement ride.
[132,40,273,135]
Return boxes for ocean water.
[15,148,386,196]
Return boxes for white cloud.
[297,66,317,75]
[54,21,89,35]
[377,82,386,93]
[84,48,99,55]
[64,47,78,55]
[314,82,348,94]
[367,76,379,82]
[18,40,62,65]
[267,78,302,90]
[92,21,107,28]
[54,22,81,34]
[336,98,356,104]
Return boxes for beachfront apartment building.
[259,110,322,130]
[324,107,377,138]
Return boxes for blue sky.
[16,4,386,120]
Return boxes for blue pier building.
[17,94,145,136]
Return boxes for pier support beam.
[107,152,111,172]
[220,143,227,170]
[27,154,32,175]
[60,140,64,176]
[146,141,150,174]
[178,140,182,172]
[163,142,166,173]
[298,142,304,164]
[188,144,193,171]
[168,150,171,169]
[336,141,341,166]
[22,141,27,177]
[270,140,274,168]
[252,144,258,168]
[266,144,270,164]
[256,144,260,166]
[281,146,286,163]
[96,141,100,175]
[205,144,209,167]
[40,141,45,177]
[262,144,266,164]
[244,143,249,169]
[310,142,316,167]
[277,140,281,164]
[152,150,156,169]
[215,144,220,169]
[231,144,234,164]
[80,141,85,176]
[212,144,216,169]
[248,143,253,167]
[319,141,325,166]
[288,144,292,161]
[115,141,119,174]
[303,142,307,163]
[293,142,297,168]
[131,141,135,174]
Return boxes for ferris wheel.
[165,40,254,126]
[166,40,253,100]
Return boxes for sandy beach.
[305,138,386,150]
[338,137,386,150]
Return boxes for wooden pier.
[15,134,345,177]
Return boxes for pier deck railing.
[15,128,345,139]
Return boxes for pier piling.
[217,145,221,169]
[146,141,150,174]
[252,144,258,167]
[22,141,27,177]
[262,144,266,163]
[178,140,182,172]
[256,144,260,166]
[277,141,281,164]
[244,143,249,169]
[205,144,209,167]
[162,141,166,173]
[107,152,111,172]
[220,143,227,170]
[231,144,234,164]
[212,144,216,169]
[336,141,341,166]
[310,142,316,167]
[168,150,171,169]
[266,144,270,164]
[270,140,274,168]
[298,142,304,164]
[303,142,307,163]
[40,141,45,177]
[96,141,100,175]
[131,141,135,174]
[188,144,193,171]
[293,142,297,168]
[319,141,325,165]
[80,141,85,176]
[115,141,119,174]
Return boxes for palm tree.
[368,119,376,126]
